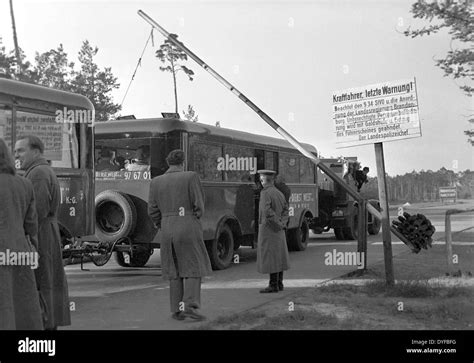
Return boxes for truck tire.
[206,224,234,270]
[368,215,381,235]
[287,219,309,251]
[334,227,345,240]
[95,190,137,243]
[343,215,358,240]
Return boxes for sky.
[1,0,472,176]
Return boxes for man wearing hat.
[126,145,150,172]
[148,149,212,321]
[256,169,290,293]
[96,148,120,172]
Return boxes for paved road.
[63,209,473,330]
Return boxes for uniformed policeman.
[148,150,212,321]
[256,170,290,293]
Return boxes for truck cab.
[311,157,381,240]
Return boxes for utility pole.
[10,0,22,75]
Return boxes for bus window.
[150,133,181,177]
[255,149,264,170]
[190,142,222,181]
[95,138,151,174]
[0,107,10,144]
[279,152,299,183]
[1,109,79,168]
[299,156,314,184]
[223,144,255,182]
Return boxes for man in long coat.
[0,138,43,330]
[14,135,71,330]
[148,149,212,321]
[256,170,290,293]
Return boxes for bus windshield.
[95,131,181,180]
[95,138,150,172]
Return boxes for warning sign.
[333,78,421,148]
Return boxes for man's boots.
[260,273,279,293]
[278,271,284,291]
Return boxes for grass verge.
[199,244,474,330]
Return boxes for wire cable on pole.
[119,28,154,109]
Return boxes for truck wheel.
[334,228,345,240]
[343,215,358,240]
[287,219,309,251]
[206,224,234,270]
[95,190,137,243]
[115,247,152,268]
[368,215,381,235]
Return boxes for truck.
[310,157,381,240]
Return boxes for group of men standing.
[0,135,70,330]
[148,150,291,321]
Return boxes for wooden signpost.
[374,142,394,284]
[333,78,421,285]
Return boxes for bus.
[0,78,95,246]
[94,117,319,269]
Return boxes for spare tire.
[95,190,137,242]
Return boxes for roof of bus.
[0,78,94,110]
[95,118,317,153]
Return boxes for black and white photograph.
[0,0,473,361]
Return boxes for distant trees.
[360,168,474,202]
[404,0,473,145]
[33,44,75,90]
[0,41,121,121]
[74,41,121,121]
[404,0,473,96]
